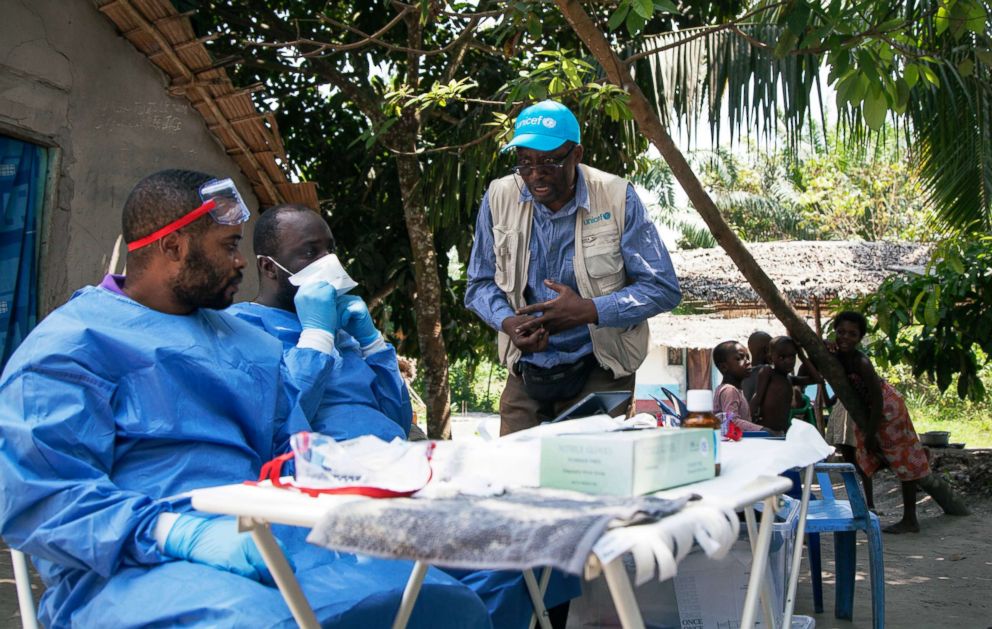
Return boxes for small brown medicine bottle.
[684,389,721,475]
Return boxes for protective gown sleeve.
[364,342,413,435]
[275,346,337,453]
[0,366,182,577]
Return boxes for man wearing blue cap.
[466,100,682,435]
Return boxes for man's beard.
[274,276,298,312]
[172,241,241,310]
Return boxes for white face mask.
[260,253,358,294]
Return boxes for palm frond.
[642,24,822,152]
[913,53,992,232]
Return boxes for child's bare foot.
[883,520,920,534]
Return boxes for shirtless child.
[749,336,819,434]
[741,331,771,400]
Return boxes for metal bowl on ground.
[920,431,950,447]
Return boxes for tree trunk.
[554,0,870,427]
[392,121,453,439]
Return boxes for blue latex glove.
[163,514,292,586]
[336,295,382,346]
[294,280,338,334]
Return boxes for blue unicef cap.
[501,100,581,153]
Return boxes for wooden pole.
[813,297,826,435]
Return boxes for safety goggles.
[127,178,251,252]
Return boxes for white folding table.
[189,472,794,629]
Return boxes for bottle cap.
[686,389,713,412]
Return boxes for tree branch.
[553,0,873,429]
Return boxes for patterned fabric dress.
[850,374,931,481]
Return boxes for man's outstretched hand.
[502,314,549,354]
[515,280,598,335]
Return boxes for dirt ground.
[793,448,992,628]
[2,449,990,628]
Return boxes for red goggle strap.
[248,442,436,499]
[126,199,217,252]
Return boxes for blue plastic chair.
[805,462,885,629]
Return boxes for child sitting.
[712,340,765,433]
[749,336,819,434]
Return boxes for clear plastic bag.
[257,432,434,497]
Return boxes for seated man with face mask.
[229,204,411,442]
[0,170,492,628]
[232,204,580,629]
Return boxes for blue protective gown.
[0,284,491,628]
[227,302,581,627]
[228,302,411,441]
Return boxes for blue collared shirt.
[465,167,681,368]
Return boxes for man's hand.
[502,314,549,354]
[163,514,291,586]
[294,280,338,334]
[514,280,598,335]
[336,295,382,347]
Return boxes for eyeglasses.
[511,144,576,177]
[127,178,251,252]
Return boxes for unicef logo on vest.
[583,211,612,225]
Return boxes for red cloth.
[854,380,931,481]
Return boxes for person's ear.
[573,144,584,164]
[158,231,187,263]
[257,255,279,281]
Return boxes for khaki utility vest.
[487,164,650,376]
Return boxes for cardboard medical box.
[539,428,716,496]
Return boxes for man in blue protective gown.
[229,203,580,628]
[229,204,411,442]
[0,170,492,628]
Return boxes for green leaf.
[911,289,928,323]
[527,13,541,38]
[903,64,919,88]
[862,93,889,131]
[935,4,950,35]
[773,30,799,59]
[924,287,940,327]
[607,2,630,31]
[893,78,910,114]
[958,58,975,77]
[633,0,654,20]
[786,2,811,37]
[625,8,647,35]
[851,73,870,104]
[653,0,679,13]
[976,49,992,66]
[947,252,966,274]
[919,65,939,86]
[963,0,988,34]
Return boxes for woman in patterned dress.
[830,311,968,533]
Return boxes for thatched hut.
[633,241,929,413]
[671,240,930,315]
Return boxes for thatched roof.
[97,0,317,209]
[649,313,803,349]
[671,241,929,312]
